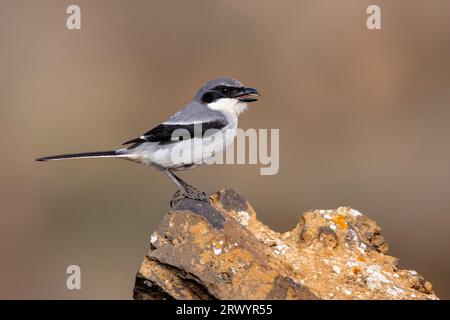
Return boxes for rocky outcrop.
[133,188,438,300]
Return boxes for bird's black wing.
[122,119,228,147]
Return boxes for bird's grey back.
[163,100,227,125]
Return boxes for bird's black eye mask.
[201,85,258,104]
[201,85,240,103]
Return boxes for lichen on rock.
[133,188,438,300]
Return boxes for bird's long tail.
[36,150,121,162]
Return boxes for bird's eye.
[221,87,230,94]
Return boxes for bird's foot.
[170,184,209,207]
[185,190,209,202]
[178,180,209,202]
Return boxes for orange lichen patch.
[199,251,213,265]
[215,248,255,272]
[353,266,362,275]
[357,256,367,263]
[247,265,278,283]
[331,214,348,229]
[231,265,279,298]
[190,221,215,245]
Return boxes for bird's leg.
[165,170,189,194]
[164,170,208,202]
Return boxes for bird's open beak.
[236,87,260,102]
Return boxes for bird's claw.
[170,188,209,208]
[185,191,209,202]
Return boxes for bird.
[36,77,260,201]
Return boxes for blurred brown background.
[0,0,449,299]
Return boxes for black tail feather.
[36,151,118,162]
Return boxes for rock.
[133,188,438,300]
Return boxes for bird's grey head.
[193,77,259,116]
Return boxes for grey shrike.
[36,77,260,201]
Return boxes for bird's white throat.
[207,98,248,116]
